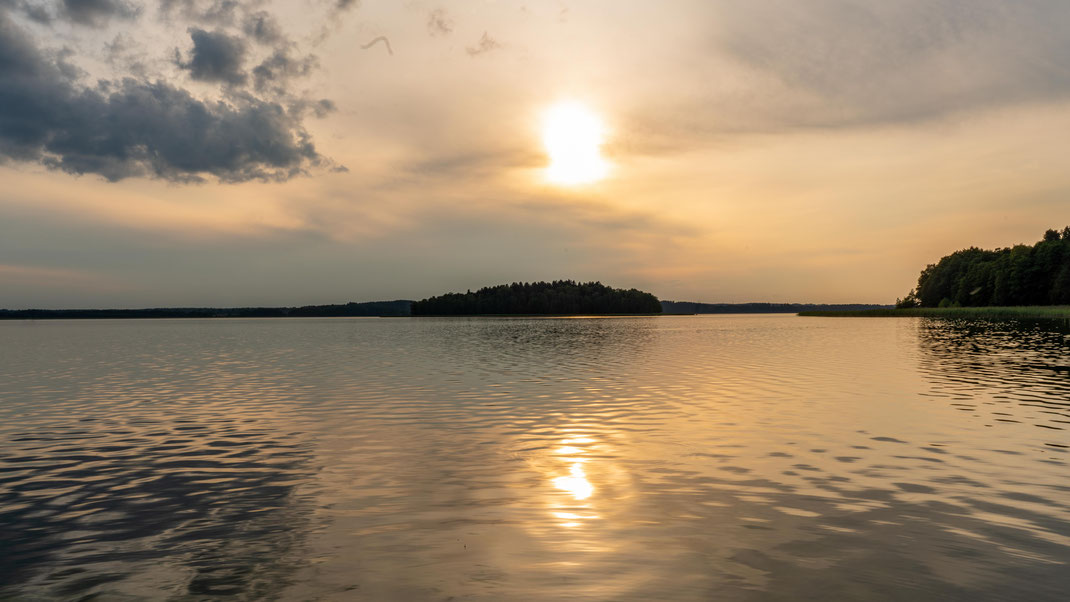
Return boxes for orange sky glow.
[2,1,1069,308]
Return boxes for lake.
[2,315,1069,600]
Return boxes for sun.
[541,101,610,185]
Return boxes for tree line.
[0,300,412,319]
[898,227,1070,308]
[410,280,663,315]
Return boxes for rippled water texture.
[2,315,1070,600]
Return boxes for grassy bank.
[799,306,1070,319]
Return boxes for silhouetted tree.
[410,281,662,315]
[895,289,920,309]
[905,227,1070,307]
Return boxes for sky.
[2,0,1070,308]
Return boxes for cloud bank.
[0,1,335,182]
[177,27,248,85]
[710,0,1070,128]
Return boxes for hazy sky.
[2,0,1069,308]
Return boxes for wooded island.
[410,280,662,315]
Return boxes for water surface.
[2,315,1069,600]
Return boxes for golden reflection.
[552,511,598,528]
[537,431,615,530]
[553,461,594,501]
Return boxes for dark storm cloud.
[61,0,139,25]
[0,11,327,182]
[177,27,247,85]
[167,5,323,97]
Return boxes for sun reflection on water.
[553,462,594,501]
[546,433,604,530]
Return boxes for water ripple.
[1,316,1069,599]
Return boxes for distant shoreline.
[412,313,671,317]
[662,301,891,314]
[0,300,413,320]
[0,311,679,320]
[0,300,891,320]
[799,306,1070,319]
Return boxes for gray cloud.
[62,0,139,25]
[289,97,335,119]
[465,31,499,56]
[177,27,247,85]
[159,0,241,25]
[242,10,283,45]
[168,6,323,99]
[253,47,317,93]
[8,0,54,23]
[0,10,328,182]
[712,0,1070,127]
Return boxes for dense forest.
[0,300,412,319]
[898,227,1070,308]
[411,281,662,315]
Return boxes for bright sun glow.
[552,462,594,500]
[541,101,610,185]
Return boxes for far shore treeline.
[411,281,662,315]
[1,283,892,319]
[661,301,890,314]
[0,301,412,320]
[898,227,1070,308]
[0,298,894,319]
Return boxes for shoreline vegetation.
[806,227,1070,320]
[2,283,891,319]
[8,229,1070,321]
[894,227,1070,309]
[0,302,894,319]
[799,306,1070,319]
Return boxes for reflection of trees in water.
[0,415,315,599]
[917,318,1070,433]
[423,317,659,376]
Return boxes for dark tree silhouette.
[900,227,1070,307]
[410,281,662,315]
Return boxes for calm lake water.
[2,315,1070,600]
